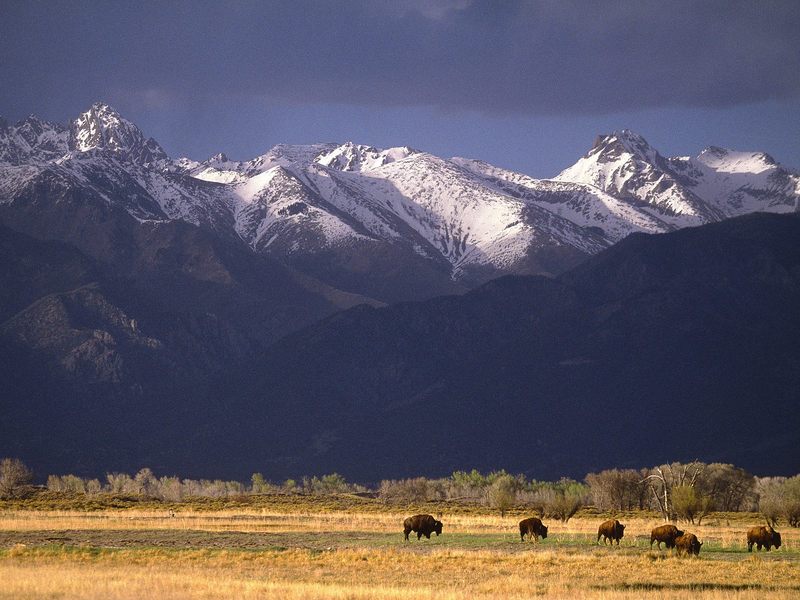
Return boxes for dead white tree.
[641,461,706,521]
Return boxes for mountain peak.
[315,142,416,172]
[591,130,658,162]
[69,102,168,165]
[696,146,778,174]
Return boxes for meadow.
[1,497,798,599]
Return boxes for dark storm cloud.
[2,0,799,118]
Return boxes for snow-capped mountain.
[0,115,68,165]
[1,104,798,302]
[555,130,799,224]
[69,103,168,166]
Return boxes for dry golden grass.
[1,508,798,599]
[1,510,798,548]
[1,545,798,600]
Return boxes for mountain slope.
[4,212,798,479]
[209,212,800,481]
[0,220,377,476]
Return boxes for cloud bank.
[2,0,799,118]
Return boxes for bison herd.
[402,514,784,557]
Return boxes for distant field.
[1,502,798,599]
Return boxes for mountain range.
[0,103,798,480]
[2,104,797,301]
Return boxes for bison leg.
[747,542,752,552]
[404,528,411,541]
[425,532,431,539]
[417,531,423,540]
[766,544,771,551]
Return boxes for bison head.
[676,529,685,538]
[541,524,548,539]
[774,531,782,549]
[433,520,443,536]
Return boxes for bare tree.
[641,461,706,521]
[700,464,755,512]
[757,475,800,527]
[585,469,647,510]
[0,458,33,499]
[133,468,158,496]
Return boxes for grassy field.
[1,500,798,598]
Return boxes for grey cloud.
[2,0,799,118]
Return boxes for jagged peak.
[315,142,417,172]
[208,152,229,163]
[87,101,121,116]
[579,130,667,171]
[592,129,655,156]
[13,114,66,133]
[69,101,168,165]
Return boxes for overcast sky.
[2,0,799,176]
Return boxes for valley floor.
[0,506,798,599]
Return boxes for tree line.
[1,457,798,527]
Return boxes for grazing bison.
[674,533,703,556]
[519,517,548,542]
[597,519,626,545]
[650,524,684,550]
[403,514,443,541]
[747,526,782,551]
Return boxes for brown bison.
[650,524,684,549]
[674,533,703,556]
[597,519,625,545]
[403,514,443,541]
[747,526,782,551]
[519,517,548,542]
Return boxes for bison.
[519,517,548,542]
[674,533,703,556]
[403,514,443,541]
[597,519,625,545]
[747,526,782,552]
[650,524,684,550]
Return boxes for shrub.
[251,473,270,494]
[379,477,443,504]
[543,486,585,523]
[303,473,353,495]
[672,484,714,524]
[485,474,518,516]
